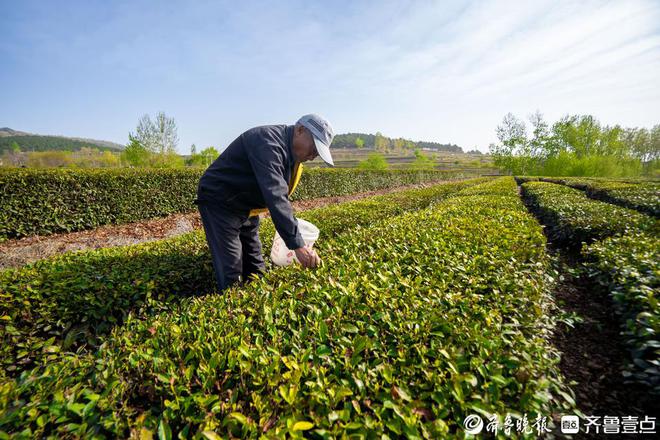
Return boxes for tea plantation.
[0,168,463,241]
[0,175,658,438]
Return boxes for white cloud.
[322,0,660,150]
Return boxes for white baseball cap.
[297,113,335,166]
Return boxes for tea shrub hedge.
[537,177,660,218]
[0,178,489,378]
[520,181,657,247]
[582,232,660,393]
[0,168,464,240]
[0,168,199,240]
[513,176,540,185]
[291,169,464,201]
[0,177,574,438]
[520,181,659,395]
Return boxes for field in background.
[304,148,499,173]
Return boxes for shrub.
[0,178,574,438]
[357,153,389,171]
[582,232,660,393]
[538,152,642,177]
[0,168,466,240]
[0,168,199,240]
[520,182,656,248]
[546,178,659,218]
[0,178,489,378]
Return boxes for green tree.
[121,135,151,167]
[151,151,185,168]
[355,137,364,149]
[200,147,219,166]
[490,112,530,174]
[624,126,660,163]
[186,144,202,167]
[189,146,219,167]
[528,111,551,157]
[490,111,650,177]
[188,154,206,167]
[624,125,660,175]
[409,149,435,170]
[550,116,632,158]
[358,152,389,170]
[130,112,179,155]
[650,125,660,161]
[100,151,120,167]
[374,132,388,152]
[551,115,603,157]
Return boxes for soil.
[0,179,458,270]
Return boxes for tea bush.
[291,169,463,201]
[520,182,656,247]
[0,177,574,438]
[0,168,199,240]
[520,180,659,395]
[0,168,465,240]
[538,177,659,217]
[0,178,489,378]
[513,176,540,185]
[582,232,660,393]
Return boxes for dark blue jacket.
[194,124,305,249]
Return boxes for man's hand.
[295,246,320,268]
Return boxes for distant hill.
[331,132,463,153]
[0,127,464,155]
[0,127,30,137]
[0,128,124,153]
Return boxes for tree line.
[0,112,219,169]
[490,112,659,177]
[2,113,469,169]
[332,132,463,153]
[121,112,220,168]
[0,135,119,153]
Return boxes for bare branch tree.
[130,112,179,154]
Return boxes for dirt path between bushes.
[0,179,461,270]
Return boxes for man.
[194,114,335,292]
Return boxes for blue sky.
[2,0,659,153]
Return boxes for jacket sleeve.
[244,131,306,250]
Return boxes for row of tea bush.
[0,168,469,240]
[0,177,574,438]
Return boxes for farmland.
[304,149,498,175]
[0,168,470,241]
[0,172,658,438]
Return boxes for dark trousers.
[197,203,266,292]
